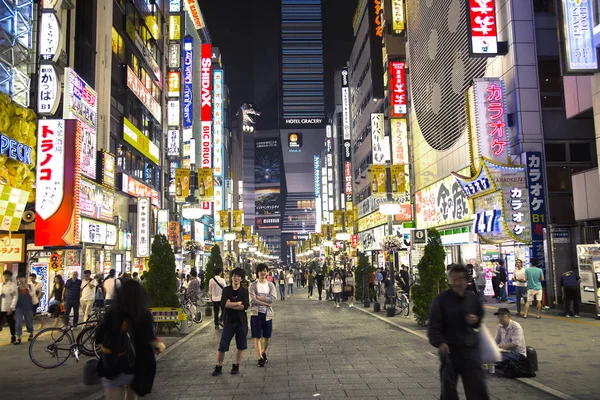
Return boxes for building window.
[546,166,570,192]
[533,0,554,13]
[545,143,566,162]
[538,60,564,108]
[112,27,125,61]
[569,143,592,162]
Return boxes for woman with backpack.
[96,279,165,399]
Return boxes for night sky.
[200,0,359,126]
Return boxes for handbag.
[344,285,353,292]
[478,324,502,364]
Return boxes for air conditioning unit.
[22,210,35,223]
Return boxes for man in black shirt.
[315,270,325,300]
[213,268,249,376]
[428,264,488,400]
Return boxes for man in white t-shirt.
[80,270,97,321]
[209,268,226,330]
[103,269,121,306]
[29,273,43,314]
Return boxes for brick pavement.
[0,289,571,399]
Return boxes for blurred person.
[399,265,411,295]
[512,259,527,315]
[29,273,43,315]
[96,279,165,399]
[475,264,487,303]
[287,270,294,297]
[560,265,581,318]
[95,277,106,308]
[307,271,315,299]
[0,270,17,343]
[14,274,36,344]
[132,272,140,282]
[428,264,488,400]
[315,269,325,300]
[375,268,383,297]
[278,271,286,301]
[213,268,249,376]
[249,263,276,367]
[345,272,355,307]
[325,275,332,300]
[186,269,201,305]
[494,308,527,363]
[209,268,226,330]
[80,270,97,322]
[497,259,507,302]
[104,269,122,307]
[62,271,81,327]
[49,274,65,326]
[332,273,343,308]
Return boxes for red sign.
[200,44,212,213]
[168,221,181,248]
[390,61,406,116]
[467,0,498,55]
[344,161,353,195]
[121,173,160,207]
[35,120,80,246]
[351,234,358,248]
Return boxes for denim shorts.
[218,321,248,352]
[250,312,273,339]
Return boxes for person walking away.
[287,270,295,297]
[523,258,544,319]
[302,270,308,288]
[307,271,315,299]
[375,268,383,297]
[315,270,324,300]
[209,268,226,329]
[14,274,36,344]
[131,272,140,282]
[249,263,276,367]
[104,269,122,307]
[561,265,581,318]
[345,272,355,307]
[368,269,376,303]
[0,270,18,343]
[95,277,106,308]
[497,260,507,302]
[295,270,301,289]
[49,274,65,326]
[186,269,201,319]
[96,279,165,399]
[399,265,411,295]
[428,264,489,400]
[63,271,82,327]
[512,260,527,316]
[278,271,286,300]
[494,308,527,364]
[475,264,487,303]
[332,273,343,308]
[29,273,43,316]
[80,270,97,323]
[491,262,499,299]
[213,268,250,376]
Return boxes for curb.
[353,306,575,400]
[82,320,211,400]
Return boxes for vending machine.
[576,245,600,319]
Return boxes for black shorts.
[250,312,273,339]
[218,321,248,352]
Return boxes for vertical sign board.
[341,68,351,140]
[31,263,49,313]
[38,65,60,115]
[558,0,598,74]
[525,151,548,273]
[367,0,385,99]
[371,113,388,164]
[466,0,498,56]
[213,70,224,178]
[391,0,405,34]
[137,197,150,257]
[201,43,212,211]
[389,61,407,117]
[35,120,80,246]
[183,36,193,129]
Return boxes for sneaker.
[215,325,220,330]
[28,333,34,342]
[574,314,580,318]
[258,358,265,367]
[10,335,16,344]
[212,365,222,376]
[262,352,268,363]
[565,314,571,318]
[13,337,21,345]
[231,364,240,374]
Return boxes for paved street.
[1,287,594,399]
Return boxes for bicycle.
[384,288,410,317]
[177,287,204,328]
[29,319,101,369]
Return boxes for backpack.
[502,358,536,378]
[100,317,136,371]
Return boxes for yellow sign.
[370,165,387,198]
[197,168,214,201]
[358,211,388,232]
[49,252,62,271]
[175,169,190,201]
[391,0,405,34]
[333,211,344,231]
[169,15,181,40]
[344,212,354,234]
[168,71,180,97]
[0,234,25,263]
[391,164,407,197]
[218,210,229,230]
[243,225,252,240]
[232,210,243,232]
[123,118,160,165]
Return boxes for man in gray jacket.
[249,263,277,367]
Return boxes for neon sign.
[467,0,498,56]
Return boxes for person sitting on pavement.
[494,308,527,364]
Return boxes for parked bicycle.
[384,288,410,317]
[177,287,204,328]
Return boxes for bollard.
[373,302,381,313]
[179,320,189,334]
[205,305,213,317]
[386,306,395,317]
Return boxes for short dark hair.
[231,267,245,278]
[17,273,26,279]
[497,259,505,266]
[530,258,538,267]
[83,270,91,275]
[3,270,13,276]
[109,269,116,277]
[214,267,222,276]
[29,273,36,278]
[448,263,469,279]
[190,269,198,277]
[132,272,139,277]
[256,263,268,273]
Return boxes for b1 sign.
[467,0,498,56]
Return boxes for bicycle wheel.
[29,327,73,369]
[192,306,203,323]
[181,303,194,327]
[402,301,410,317]
[77,325,100,357]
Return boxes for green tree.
[145,234,178,308]
[411,228,447,326]
[354,254,374,301]
[204,244,223,289]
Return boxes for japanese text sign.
[560,0,598,73]
[39,12,61,61]
[0,186,29,231]
[524,152,547,242]
[183,36,193,129]
[391,0,405,34]
[371,113,388,164]
[467,0,498,55]
[136,197,150,257]
[37,64,60,115]
[390,62,407,116]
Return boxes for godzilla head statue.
[238,103,262,132]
